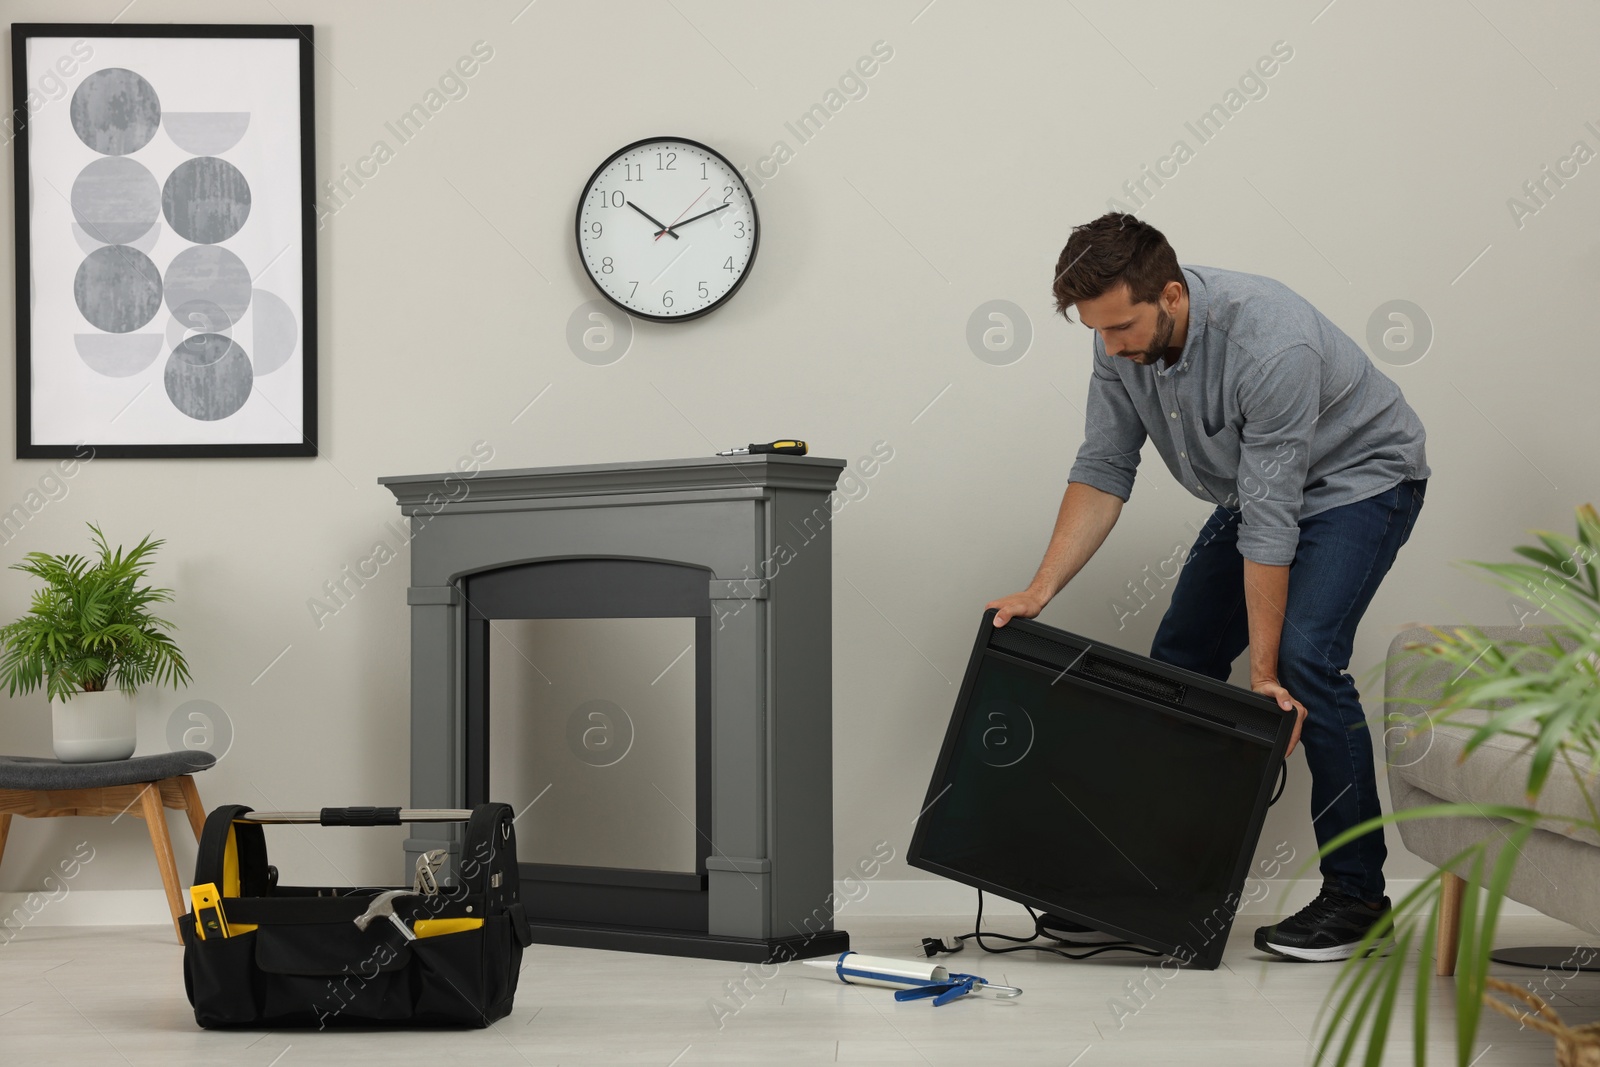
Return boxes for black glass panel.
[918,652,1272,955]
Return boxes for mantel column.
[706,576,769,938]
[405,583,461,872]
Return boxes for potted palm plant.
[1314,504,1600,1065]
[0,523,192,762]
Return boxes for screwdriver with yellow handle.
[716,439,808,456]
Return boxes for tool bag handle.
[195,804,272,897]
[234,807,475,825]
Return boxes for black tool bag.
[181,804,532,1029]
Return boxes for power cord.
[921,890,1166,961]
[1270,762,1287,806]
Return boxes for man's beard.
[1129,306,1176,365]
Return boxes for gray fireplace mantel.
[379,454,849,962]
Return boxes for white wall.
[1,0,1595,922]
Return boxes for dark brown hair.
[1052,213,1183,321]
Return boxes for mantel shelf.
[380,454,846,507]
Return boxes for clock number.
[580,141,754,320]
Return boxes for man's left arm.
[1244,559,1306,752]
[1236,344,1322,754]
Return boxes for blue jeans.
[1149,479,1427,903]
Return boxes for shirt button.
[1169,411,1178,419]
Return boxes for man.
[986,213,1429,962]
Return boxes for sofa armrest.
[1384,624,1560,724]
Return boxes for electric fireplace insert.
[908,610,1294,969]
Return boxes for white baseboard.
[0,880,1538,931]
[0,889,173,930]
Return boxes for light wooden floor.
[0,914,1592,1065]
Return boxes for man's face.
[1075,284,1176,366]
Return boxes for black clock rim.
[573,135,760,325]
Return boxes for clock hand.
[657,203,731,236]
[653,188,709,241]
[626,201,681,239]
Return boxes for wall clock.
[575,137,759,322]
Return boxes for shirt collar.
[1153,266,1206,378]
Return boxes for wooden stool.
[0,751,217,943]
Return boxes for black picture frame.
[11,23,317,459]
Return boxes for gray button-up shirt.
[1067,264,1430,565]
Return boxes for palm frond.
[1316,503,1600,1064]
[0,522,190,700]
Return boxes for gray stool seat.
[0,750,215,791]
[0,751,215,943]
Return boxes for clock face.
[575,137,759,322]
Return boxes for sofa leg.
[1437,870,1465,977]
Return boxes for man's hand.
[1254,678,1308,756]
[985,589,1048,627]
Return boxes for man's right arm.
[986,482,1124,625]
[987,349,1146,626]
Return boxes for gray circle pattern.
[71,157,161,245]
[70,68,161,156]
[249,289,298,375]
[164,245,252,325]
[162,156,252,244]
[164,334,253,421]
[165,299,232,353]
[74,245,163,333]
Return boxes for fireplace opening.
[489,617,698,874]
[463,557,712,933]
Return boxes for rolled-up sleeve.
[1067,349,1147,501]
[1235,344,1321,565]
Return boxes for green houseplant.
[0,523,191,761]
[1314,504,1600,1065]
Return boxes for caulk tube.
[802,952,949,990]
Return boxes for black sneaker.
[1037,912,1124,945]
[1254,887,1391,962]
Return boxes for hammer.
[353,889,417,941]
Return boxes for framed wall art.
[12,23,316,458]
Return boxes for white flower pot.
[51,690,136,763]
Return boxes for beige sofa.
[1384,626,1598,976]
